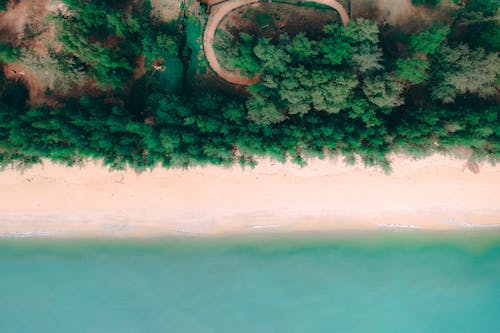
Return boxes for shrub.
[0,0,8,11]
[0,43,20,63]
[411,0,441,6]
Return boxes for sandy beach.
[0,154,499,237]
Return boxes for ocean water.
[1,231,499,333]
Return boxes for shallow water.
[1,231,499,333]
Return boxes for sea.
[1,231,499,333]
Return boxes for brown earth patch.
[1,0,67,105]
[132,54,147,80]
[101,34,123,49]
[351,0,458,31]
[221,2,341,42]
[1,0,103,105]
[0,0,29,43]
[23,0,50,38]
[150,0,183,22]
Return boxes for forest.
[0,0,498,171]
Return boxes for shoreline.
[1,154,500,238]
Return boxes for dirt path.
[203,0,349,85]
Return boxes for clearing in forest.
[150,0,183,22]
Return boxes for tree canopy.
[0,0,498,171]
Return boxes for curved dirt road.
[203,0,350,85]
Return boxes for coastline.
[1,154,499,238]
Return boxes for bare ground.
[221,2,341,41]
[151,0,183,22]
[351,0,458,31]
[1,0,65,106]
[0,0,29,43]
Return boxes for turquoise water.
[1,232,500,333]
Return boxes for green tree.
[0,43,20,63]
[396,58,429,84]
[352,44,383,73]
[342,19,380,45]
[410,24,450,55]
[253,37,291,74]
[54,0,149,89]
[286,33,318,63]
[247,96,286,125]
[362,75,404,109]
[433,44,500,102]
[224,20,394,124]
[411,0,441,7]
[0,0,7,11]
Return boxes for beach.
[1,154,499,237]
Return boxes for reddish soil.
[132,54,147,80]
[0,0,29,43]
[222,2,341,41]
[351,0,458,31]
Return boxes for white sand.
[1,155,499,237]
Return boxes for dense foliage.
[411,0,441,6]
[0,0,7,11]
[226,20,403,125]
[0,43,19,63]
[53,0,179,90]
[0,0,498,171]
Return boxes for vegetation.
[53,0,179,90]
[0,43,20,63]
[0,0,7,11]
[229,20,403,125]
[411,0,441,7]
[432,44,499,102]
[0,0,498,171]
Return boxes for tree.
[222,20,396,124]
[455,1,500,51]
[1,1,498,172]
[410,24,450,55]
[362,75,404,109]
[253,37,291,74]
[342,19,380,45]
[232,33,261,74]
[433,44,500,102]
[411,0,441,7]
[0,43,20,63]
[246,96,286,125]
[286,33,318,63]
[0,0,7,11]
[54,0,148,89]
[396,58,429,84]
[318,34,352,65]
[352,44,383,73]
